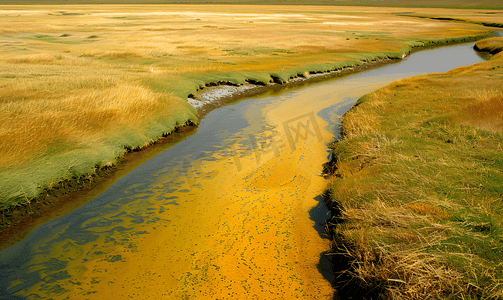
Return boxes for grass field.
[0,0,503,10]
[325,38,503,299]
[0,5,496,211]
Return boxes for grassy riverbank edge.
[323,38,503,299]
[0,33,491,240]
[475,37,503,55]
[398,14,503,29]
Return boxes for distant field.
[0,0,503,10]
[0,5,495,209]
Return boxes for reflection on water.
[0,42,486,299]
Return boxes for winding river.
[0,42,487,299]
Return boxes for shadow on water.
[309,195,337,294]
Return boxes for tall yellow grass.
[0,76,178,168]
[340,88,389,139]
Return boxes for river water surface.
[0,42,486,299]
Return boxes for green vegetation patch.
[281,20,309,23]
[285,11,367,15]
[326,50,503,299]
[270,60,361,83]
[22,34,83,44]
[302,31,347,37]
[222,47,296,56]
[110,16,144,20]
[340,51,403,61]
[60,12,84,16]
[150,71,273,99]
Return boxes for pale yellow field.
[0,4,495,204]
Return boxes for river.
[0,42,487,299]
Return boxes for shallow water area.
[0,42,486,299]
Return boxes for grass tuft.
[457,89,503,132]
[9,54,56,64]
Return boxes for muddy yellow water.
[0,84,423,299]
[38,95,337,299]
[0,42,487,299]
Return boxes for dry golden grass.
[0,5,493,73]
[0,76,180,167]
[406,203,450,219]
[458,90,503,132]
[8,53,57,64]
[340,89,388,139]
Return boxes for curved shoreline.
[0,33,490,250]
[189,34,489,120]
[191,57,400,120]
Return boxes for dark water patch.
[103,254,123,263]
[309,195,335,287]
[83,218,123,229]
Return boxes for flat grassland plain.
[0,5,494,213]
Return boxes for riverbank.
[475,36,503,54]
[324,37,503,299]
[190,33,494,120]
[191,57,398,120]
[0,123,198,250]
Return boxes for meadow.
[1,0,502,10]
[0,5,496,215]
[325,38,503,299]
